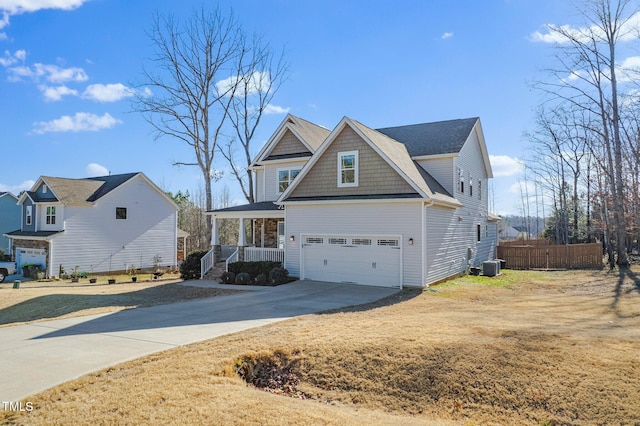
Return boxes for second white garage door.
[301,235,401,287]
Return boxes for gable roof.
[17,173,175,208]
[376,117,479,157]
[252,114,331,166]
[0,192,18,201]
[278,117,461,207]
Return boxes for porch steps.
[203,262,226,281]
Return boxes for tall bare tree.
[218,36,288,203]
[533,0,639,267]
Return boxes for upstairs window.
[338,151,358,187]
[116,207,127,220]
[457,167,464,194]
[26,206,32,225]
[469,174,473,197]
[46,206,56,225]
[277,169,300,193]
[478,179,482,200]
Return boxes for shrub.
[180,250,209,280]
[228,261,281,280]
[254,273,267,285]
[220,271,236,284]
[268,267,289,285]
[235,272,251,285]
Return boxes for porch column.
[237,217,246,261]
[211,217,220,246]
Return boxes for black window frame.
[116,207,127,220]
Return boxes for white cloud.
[530,11,640,44]
[7,62,87,83]
[39,84,78,101]
[264,104,290,115]
[0,49,25,67]
[0,179,34,194]
[0,0,89,29]
[85,163,109,177]
[82,83,134,102]
[441,32,453,40]
[489,155,524,177]
[216,71,271,96]
[32,112,122,134]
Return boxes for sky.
[0,0,607,215]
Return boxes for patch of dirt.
[234,350,310,399]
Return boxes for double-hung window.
[26,206,32,225]
[278,169,300,193]
[338,150,358,187]
[46,206,56,225]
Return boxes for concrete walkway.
[0,280,399,402]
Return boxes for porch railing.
[225,248,239,272]
[200,248,215,279]
[244,247,285,263]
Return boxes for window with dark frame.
[116,207,127,220]
[477,224,482,242]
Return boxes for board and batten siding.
[288,126,417,199]
[285,202,424,287]
[49,176,177,276]
[262,159,309,201]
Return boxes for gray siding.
[285,202,423,287]
[263,159,309,201]
[417,157,454,195]
[424,127,494,284]
[289,126,417,199]
[268,129,311,156]
[0,195,20,254]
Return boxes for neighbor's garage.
[16,247,47,273]
[301,235,401,287]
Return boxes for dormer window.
[42,184,48,193]
[338,151,358,187]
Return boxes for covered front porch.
[202,202,286,277]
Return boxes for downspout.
[423,199,434,287]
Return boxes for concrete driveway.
[0,280,399,402]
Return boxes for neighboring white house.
[205,114,498,288]
[5,172,178,277]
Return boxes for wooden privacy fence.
[497,243,603,270]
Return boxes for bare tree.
[533,0,639,267]
[133,7,282,240]
[218,36,288,203]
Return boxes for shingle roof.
[40,173,138,205]
[289,115,331,151]
[211,201,281,213]
[376,117,479,157]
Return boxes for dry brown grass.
[2,268,640,425]
[0,277,239,326]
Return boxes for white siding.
[285,202,423,287]
[254,169,265,202]
[417,157,454,195]
[49,175,177,276]
[263,159,309,201]
[424,128,494,284]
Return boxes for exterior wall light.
[408,238,414,245]
[290,235,295,242]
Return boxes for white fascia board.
[278,198,424,206]
[411,153,459,161]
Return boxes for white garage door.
[16,248,47,273]
[301,235,401,287]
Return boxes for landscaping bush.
[228,261,281,280]
[268,267,289,285]
[235,272,251,285]
[254,273,267,285]
[220,271,236,284]
[180,250,209,280]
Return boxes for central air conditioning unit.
[482,260,501,277]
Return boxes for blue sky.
[0,0,589,214]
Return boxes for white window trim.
[277,168,300,194]
[45,205,56,225]
[337,150,359,188]
[26,205,32,225]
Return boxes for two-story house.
[206,114,498,288]
[0,192,20,257]
[5,172,178,277]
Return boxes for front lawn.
[2,268,639,425]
